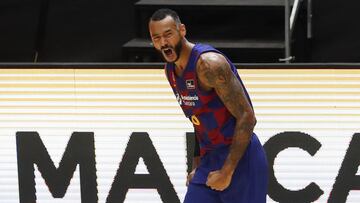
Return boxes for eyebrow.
[152,28,173,38]
[151,33,160,38]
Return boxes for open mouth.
[162,48,174,57]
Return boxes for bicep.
[197,54,252,118]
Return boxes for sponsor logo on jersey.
[175,93,182,105]
[186,79,195,89]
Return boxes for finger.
[213,185,224,191]
[208,171,215,176]
[211,186,221,191]
[216,187,224,191]
[206,175,214,183]
[206,180,212,187]
[207,184,215,190]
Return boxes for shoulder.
[195,52,231,87]
[196,52,228,71]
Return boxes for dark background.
[0,0,359,62]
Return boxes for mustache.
[160,45,173,51]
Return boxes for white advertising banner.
[0,68,359,203]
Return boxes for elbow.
[252,113,257,129]
[242,111,256,142]
[246,109,257,131]
[235,108,257,136]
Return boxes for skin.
[197,53,256,191]
[186,156,200,186]
[149,15,256,191]
[149,15,194,72]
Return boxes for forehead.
[149,16,178,35]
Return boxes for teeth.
[163,48,172,55]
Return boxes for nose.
[160,37,168,48]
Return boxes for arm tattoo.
[197,53,256,175]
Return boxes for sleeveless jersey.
[165,43,253,156]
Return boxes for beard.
[156,39,183,63]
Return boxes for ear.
[179,23,186,37]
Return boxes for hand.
[186,168,196,186]
[206,170,232,191]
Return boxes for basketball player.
[148,8,268,203]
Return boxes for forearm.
[195,52,256,178]
[221,114,255,175]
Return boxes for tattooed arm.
[196,52,256,191]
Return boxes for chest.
[173,74,201,108]
[172,74,217,116]
[173,66,211,93]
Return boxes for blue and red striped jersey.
[165,43,253,156]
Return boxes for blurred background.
[0,0,359,63]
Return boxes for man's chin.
[165,59,177,63]
[163,55,179,63]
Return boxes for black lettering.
[16,131,97,203]
[106,132,180,203]
[328,133,360,202]
[264,131,323,203]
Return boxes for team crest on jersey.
[186,79,195,89]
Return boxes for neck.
[174,39,194,70]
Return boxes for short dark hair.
[150,8,181,24]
